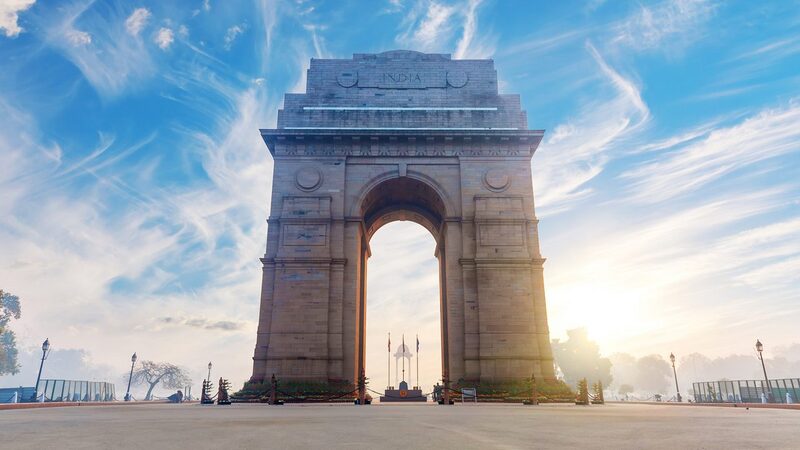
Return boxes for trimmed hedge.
[233,380,357,403]
[451,379,574,403]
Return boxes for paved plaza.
[2,402,798,449]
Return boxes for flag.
[416,335,419,353]
[402,334,405,355]
[388,333,391,353]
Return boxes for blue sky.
[1,0,799,394]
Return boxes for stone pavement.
[1,402,798,449]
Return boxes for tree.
[618,384,634,396]
[633,354,671,394]
[0,290,22,375]
[609,352,637,391]
[551,328,612,387]
[130,360,192,400]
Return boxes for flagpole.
[416,334,419,389]
[388,332,391,389]
[402,334,405,383]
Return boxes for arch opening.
[365,222,442,395]
[356,176,451,397]
[360,176,448,243]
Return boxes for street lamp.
[125,353,137,401]
[207,362,212,382]
[756,339,771,402]
[669,353,682,402]
[33,338,50,402]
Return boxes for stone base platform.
[380,381,427,402]
[379,390,427,402]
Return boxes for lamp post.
[669,353,682,402]
[33,338,50,402]
[756,339,771,402]
[125,353,137,401]
[207,362,212,382]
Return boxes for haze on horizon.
[1,0,798,398]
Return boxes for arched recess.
[354,176,452,390]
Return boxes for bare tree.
[130,360,192,400]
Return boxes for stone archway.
[356,176,451,391]
[249,50,556,390]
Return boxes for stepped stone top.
[271,50,530,132]
[352,50,452,61]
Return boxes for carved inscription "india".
[381,72,422,84]
[358,70,446,89]
[348,69,469,89]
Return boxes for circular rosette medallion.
[336,72,358,88]
[446,71,468,88]
[483,169,510,192]
[295,167,322,192]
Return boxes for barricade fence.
[692,378,800,404]
[36,379,116,402]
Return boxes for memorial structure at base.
[381,381,426,403]
[247,50,557,395]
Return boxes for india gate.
[249,50,556,391]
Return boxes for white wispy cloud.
[395,0,495,58]
[415,2,454,45]
[191,0,211,17]
[0,0,36,38]
[155,27,174,50]
[0,0,284,388]
[714,36,800,89]
[383,0,404,14]
[125,7,151,36]
[42,3,155,98]
[288,46,311,94]
[546,184,799,356]
[256,0,278,71]
[622,102,800,203]
[687,84,766,101]
[159,316,245,331]
[613,0,716,52]
[728,36,800,62]
[65,28,91,46]
[587,43,649,117]
[499,28,587,58]
[533,42,649,213]
[0,74,276,390]
[223,24,245,50]
[396,1,456,51]
[453,0,493,59]
[302,24,328,58]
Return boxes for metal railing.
[35,379,116,402]
[692,378,800,404]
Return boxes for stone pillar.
[341,220,363,384]
[250,215,280,383]
[443,222,465,383]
